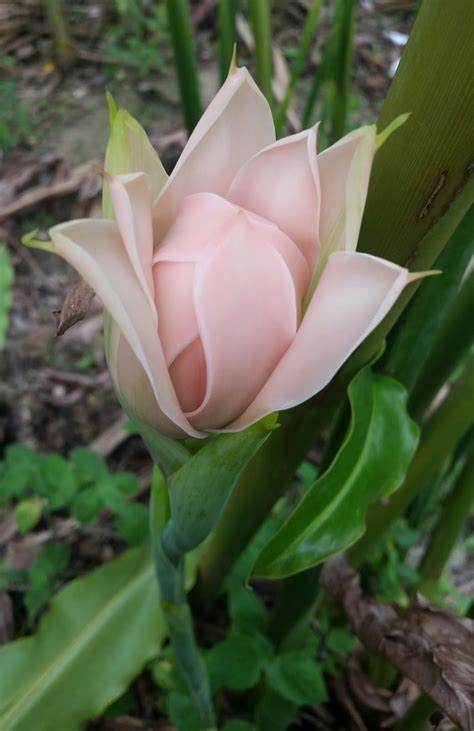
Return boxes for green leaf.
[0,444,39,504]
[206,632,267,692]
[70,448,107,485]
[115,502,148,545]
[35,454,78,510]
[228,583,268,637]
[222,721,259,731]
[166,691,200,731]
[96,475,126,513]
[14,498,42,534]
[72,487,102,525]
[0,244,14,350]
[0,544,166,731]
[326,628,356,657]
[252,369,418,578]
[25,542,71,619]
[165,415,278,554]
[114,472,139,496]
[255,690,297,731]
[264,651,328,706]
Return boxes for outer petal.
[152,67,275,242]
[226,251,416,431]
[317,125,376,258]
[49,218,203,438]
[106,316,186,438]
[189,213,298,430]
[103,107,168,219]
[226,126,321,269]
[108,172,155,318]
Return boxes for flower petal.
[318,125,376,257]
[153,261,199,365]
[103,107,168,219]
[189,213,298,429]
[152,67,275,242]
[154,193,239,263]
[108,172,155,319]
[226,251,414,431]
[49,218,203,438]
[226,126,321,269]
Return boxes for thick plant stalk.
[249,0,273,106]
[302,4,340,129]
[150,480,216,730]
[218,0,237,83]
[165,0,202,134]
[43,0,75,63]
[359,0,474,266]
[274,0,324,136]
[409,269,474,420]
[348,361,474,567]
[417,443,474,599]
[328,0,356,142]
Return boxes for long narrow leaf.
[252,369,418,579]
[0,244,14,350]
[165,0,202,133]
[0,546,166,731]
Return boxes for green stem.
[348,360,474,567]
[218,0,237,83]
[250,0,273,106]
[409,269,474,421]
[417,441,474,598]
[150,476,215,729]
[395,695,436,731]
[274,0,323,136]
[329,0,356,142]
[43,0,75,63]
[166,0,202,134]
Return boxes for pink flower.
[49,67,420,438]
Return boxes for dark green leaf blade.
[252,369,418,578]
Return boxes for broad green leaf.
[252,369,418,578]
[114,502,148,545]
[0,244,14,350]
[265,651,328,706]
[166,691,200,731]
[0,545,165,731]
[164,415,278,555]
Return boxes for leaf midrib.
[1,560,155,729]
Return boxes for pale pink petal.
[318,125,376,258]
[226,126,320,269]
[153,261,199,365]
[114,326,187,438]
[108,172,156,318]
[189,213,298,430]
[169,338,207,413]
[152,67,275,242]
[226,251,414,431]
[49,219,203,438]
[154,193,239,263]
